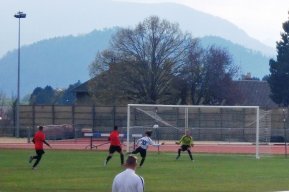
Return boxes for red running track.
[0,138,287,155]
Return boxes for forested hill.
[0,29,114,97]
[0,28,270,97]
[200,36,270,77]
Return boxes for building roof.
[234,80,278,108]
[73,79,278,108]
[73,78,94,93]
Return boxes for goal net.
[126,104,272,159]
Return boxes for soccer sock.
[33,155,42,168]
[106,156,112,163]
[187,150,193,160]
[178,149,181,156]
[120,154,124,165]
[140,157,145,166]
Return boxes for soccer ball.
[153,124,159,129]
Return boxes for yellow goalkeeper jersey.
[179,135,193,146]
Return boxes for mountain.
[79,1,275,56]
[121,2,274,56]
[200,36,270,77]
[0,28,270,97]
[1,1,276,97]
[1,1,275,58]
[0,28,114,97]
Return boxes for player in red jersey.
[29,126,51,169]
[104,125,124,166]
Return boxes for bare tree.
[180,46,239,105]
[89,16,195,104]
[89,16,239,105]
[0,91,6,107]
[0,91,13,120]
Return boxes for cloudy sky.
[1,0,288,57]
[124,0,289,42]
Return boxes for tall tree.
[29,86,56,104]
[0,91,7,120]
[0,91,7,106]
[56,81,81,105]
[268,12,289,106]
[180,45,238,105]
[89,16,195,104]
[29,82,80,105]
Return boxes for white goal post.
[126,104,262,159]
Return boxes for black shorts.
[36,149,45,156]
[181,145,190,151]
[132,147,146,158]
[109,145,122,154]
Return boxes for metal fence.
[16,105,127,139]
[0,105,289,142]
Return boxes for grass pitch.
[0,149,289,192]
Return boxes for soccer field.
[0,149,288,192]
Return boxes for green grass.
[0,149,288,192]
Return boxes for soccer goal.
[126,104,272,159]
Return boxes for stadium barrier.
[83,131,126,150]
[1,104,289,145]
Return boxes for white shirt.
[136,136,160,150]
[112,168,144,192]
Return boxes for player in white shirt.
[131,130,163,167]
[112,155,144,192]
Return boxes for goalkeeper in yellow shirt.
[175,133,194,161]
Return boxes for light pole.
[14,11,26,138]
[283,108,288,158]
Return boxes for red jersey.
[33,130,46,150]
[109,130,121,146]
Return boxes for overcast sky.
[1,0,288,58]
[122,0,289,45]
